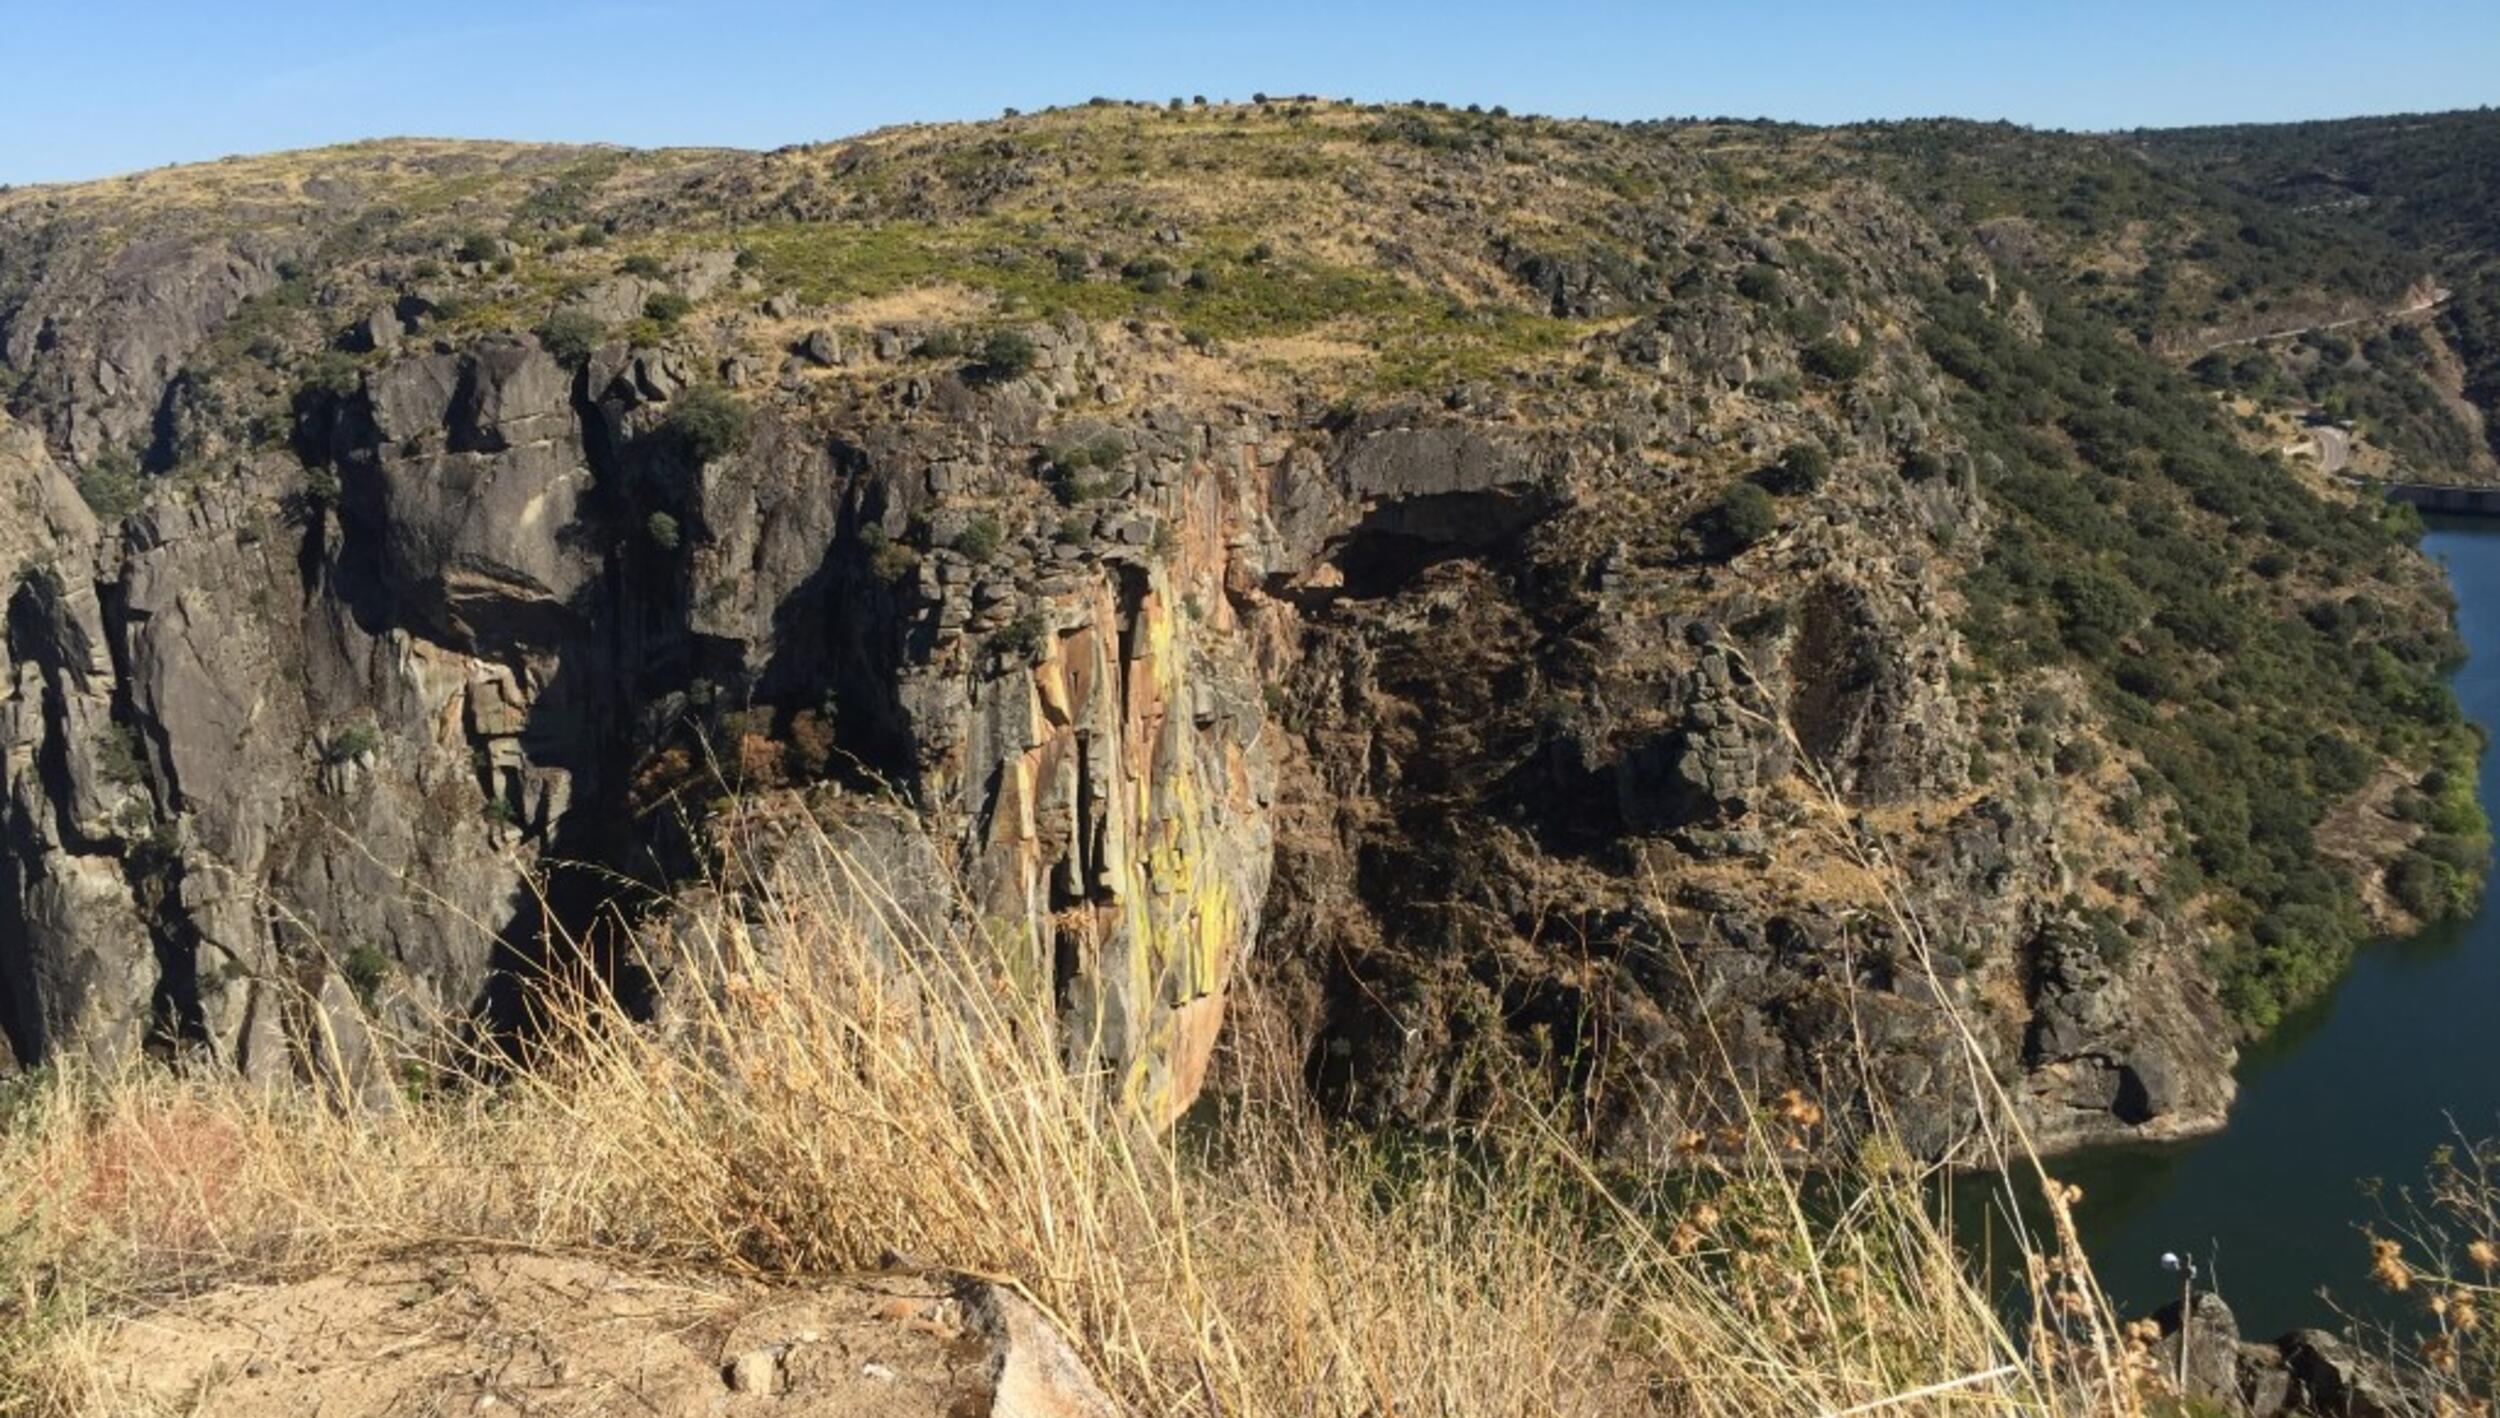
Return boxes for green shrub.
[2083,908,2133,964]
[536,308,606,365]
[619,253,666,278]
[75,447,145,520]
[2389,852,2446,917]
[296,351,363,399]
[995,612,1048,662]
[953,514,1005,563]
[1758,442,1831,495]
[644,291,694,326]
[1801,337,1872,383]
[94,723,148,787]
[646,512,682,552]
[666,386,752,463]
[455,232,499,264]
[1697,482,1779,556]
[978,328,1038,381]
[860,523,918,581]
[341,942,390,1008]
[1735,264,1785,303]
[324,721,384,765]
[2050,567,2147,658]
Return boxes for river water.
[2045,517,2500,1337]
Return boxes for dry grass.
[2358,1130,2500,1406]
[2,813,2160,1416]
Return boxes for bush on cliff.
[1756,441,1831,495]
[73,447,145,520]
[535,308,605,366]
[665,385,751,463]
[1697,481,1779,556]
[976,327,1038,381]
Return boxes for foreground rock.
[2146,1290,2425,1417]
[80,1253,1120,1418]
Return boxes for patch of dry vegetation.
[2,810,2165,1417]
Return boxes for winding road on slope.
[2201,285,2452,352]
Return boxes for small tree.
[953,514,1005,563]
[296,351,363,399]
[1801,337,1871,383]
[1759,442,1831,495]
[977,328,1038,382]
[536,308,606,365]
[95,723,148,786]
[666,386,752,464]
[76,446,146,519]
[1699,482,1779,556]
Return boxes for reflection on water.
[2013,519,2500,1337]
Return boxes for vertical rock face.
[0,310,1290,1126]
[2,415,137,1067]
[0,302,2242,1149]
[1,234,296,463]
[942,570,1272,1121]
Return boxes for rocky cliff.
[0,105,2472,1157]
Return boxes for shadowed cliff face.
[0,109,2465,1156]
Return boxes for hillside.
[0,100,2485,1171]
[2137,110,2500,484]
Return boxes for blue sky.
[3,0,2494,185]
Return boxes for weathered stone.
[346,304,403,354]
[2277,1329,2415,1418]
[2151,1291,2241,1410]
[724,1347,780,1395]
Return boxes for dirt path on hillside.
[2197,286,2452,352]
